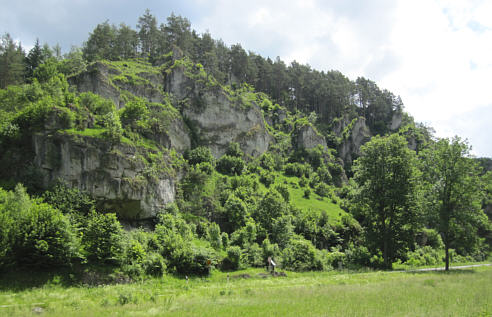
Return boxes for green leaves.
[421,137,487,268]
[352,134,419,268]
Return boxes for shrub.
[216,155,245,176]
[254,190,287,232]
[314,183,331,198]
[259,170,275,187]
[0,185,76,269]
[281,237,324,271]
[222,246,243,270]
[185,146,215,166]
[270,215,294,249]
[259,153,275,171]
[284,162,311,178]
[83,211,124,263]
[316,165,332,184]
[125,239,147,265]
[207,222,223,250]
[224,194,248,232]
[405,246,443,267]
[119,99,149,129]
[102,111,123,142]
[345,245,372,267]
[196,161,214,175]
[226,142,243,157]
[143,252,167,277]
[261,238,280,263]
[230,220,257,248]
[42,182,95,215]
[274,184,290,202]
[78,92,114,116]
[244,243,264,267]
[303,188,311,199]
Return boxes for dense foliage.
[0,10,490,281]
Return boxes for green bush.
[102,111,123,142]
[42,182,95,215]
[271,215,294,249]
[405,246,443,267]
[314,183,331,198]
[259,170,275,187]
[0,185,76,269]
[274,184,290,202]
[281,237,324,272]
[225,142,243,157]
[143,252,167,277]
[345,245,372,267]
[303,188,311,199]
[244,243,264,267]
[196,161,214,175]
[230,220,257,247]
[185,146,215,166]
[259,153,275,171]
[207,222,223,250]
[216,155,245,176]
[82,212,124,263]
[119,99,149,129]
[222,246,243,270]
[78,92,114,116]
[284,162,311,178]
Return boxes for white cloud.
[1,0,490,156]
[193,0,492,156]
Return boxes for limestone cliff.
[333,116,372,166]
[27,58,273,219]
[33,131,177,220]
[164,62,273,158]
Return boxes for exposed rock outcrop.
[182,90,272,158]
[166,65,273,158]
[33,132,177,220]
[334,116,371,165]
[69,62,167,109]
[294,124,327,150]
[390,111,403,131]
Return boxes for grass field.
[1,265,491,316]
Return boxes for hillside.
[0,11,490,280]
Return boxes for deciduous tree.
[352,134,420,269]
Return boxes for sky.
[1,0,491,157]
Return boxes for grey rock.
[33,132,176,220]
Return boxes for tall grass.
[1,266,490,316]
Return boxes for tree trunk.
[445,245,449,271]
[383,239,389,269]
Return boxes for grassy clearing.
[271,173,347,223]
[1,266,490,316]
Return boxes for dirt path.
[401,263,492,272]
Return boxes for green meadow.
[1,265,491,316]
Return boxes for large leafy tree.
[421,137,488,270]
[352,134,420,269]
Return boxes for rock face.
[69,62,166,109]
[390,111,403,131]
[182,91,272,157]
[41,58,274,218]
[166,65,272,158]
[334,116,371,165]
[33,132,176,220]
[295,124,327,150]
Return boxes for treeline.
[80,10,402,135]
[0,10,403,136]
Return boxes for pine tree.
[0,33,25,88]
